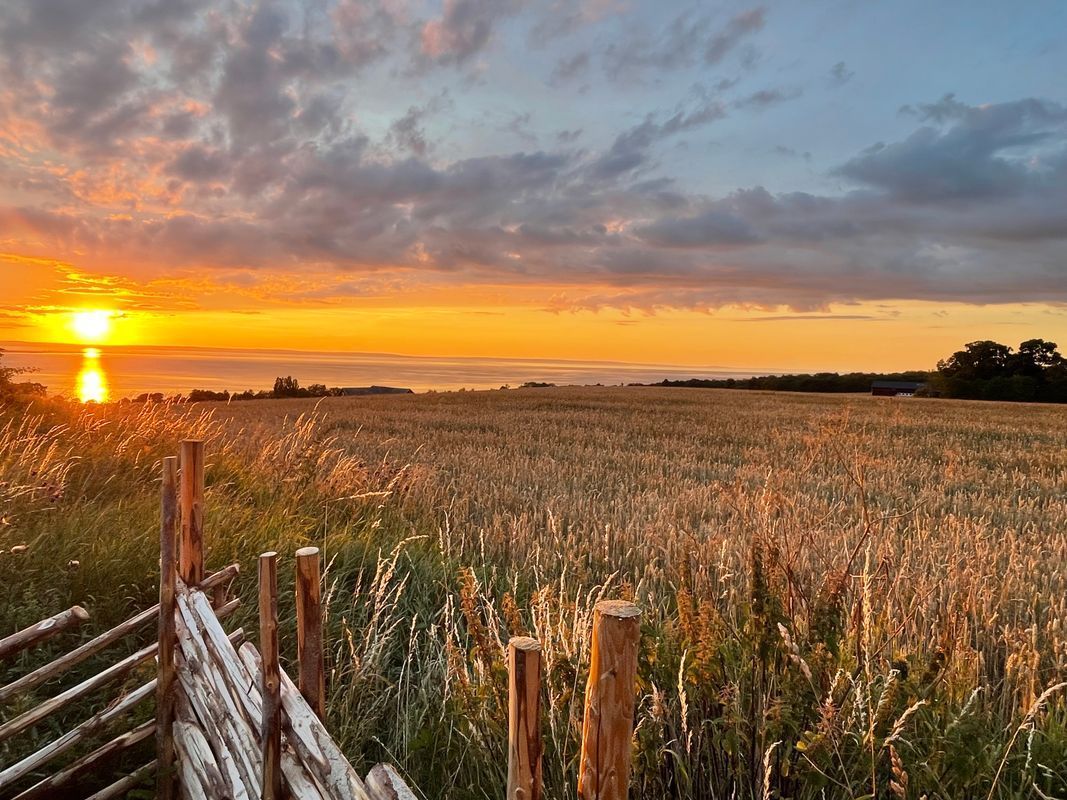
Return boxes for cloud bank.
[0,0,1065,314]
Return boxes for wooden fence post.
[179,440,204,586]
[577,600,641,800]
[258,552,282,800]
[295,546,326,720]
[156,456,179,800]
[507,636,542,800]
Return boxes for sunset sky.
[1,0,1066,372]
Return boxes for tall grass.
[1,388,1065,798]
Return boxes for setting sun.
[71,310,113,343]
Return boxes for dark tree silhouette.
[936,340,1014,381]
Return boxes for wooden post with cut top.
[179,440,205,586]
[295,546,326,720]
[258,551,282,800]
[156,457,179,800]
[507,636,543,800]
[577,600,641,800]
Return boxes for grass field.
[2,387,1066,798]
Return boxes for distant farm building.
[871,380,926,397]
[339,385,414,396]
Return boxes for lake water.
[1,341,754,402]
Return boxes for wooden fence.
[0,440,643,799]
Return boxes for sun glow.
[76,348,109,403]
[71,310,113,343]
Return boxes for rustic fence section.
[0,438,646,799]
[0,455,240,799]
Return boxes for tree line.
[649,338,1067,403]
[135,376,343,403]
[648,371,930,394]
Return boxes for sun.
[71,310,113,343]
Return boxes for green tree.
[937,340,1014,381]
[272,376,301,397]
[0,348,46,401]
[1013,339,1064,375]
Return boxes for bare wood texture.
[366,764,419,800]
[0,606,89,662]
[83,759,157,800]
[175,687,250,800]
[10,718,154,800]
[0,680,155,791]
[179,439,205,585]
[181,589,327,799]
[507,636,543,800]
[157,455,179,800]
[295,545,326,719]
[577,600,641,800]
[174,718,231,800]
[259,551,283,800]
[238,643,371,800]
[174,592,258,798]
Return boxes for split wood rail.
[0,440,645,800]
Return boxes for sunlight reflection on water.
[76,348,109,403]
[1,342,750,399]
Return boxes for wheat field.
[2,387,1066,798]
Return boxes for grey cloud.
[739,314,878,322]
[499,112,539,145]
[829,61,854,86]
[295,92,348,140]
[390,107,432,156]
[527,0,618,46]
[590,97,727,178]
[168,146,231,182]
[603,7,765,79]
[774,145,812,161]
[635,209,761,247]
[331,0,401,67]
[0,0,126,54]
[705,8,765,64]
[734,87,803,111]
[899,92,971,123]
[51,43,138,114]
[837,97,1067,202]
[418,0,524,66]
[551,51,590,83]
[161,109,201,139]
[214,6,298,148]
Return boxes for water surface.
[1,341,755,402]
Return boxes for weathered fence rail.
[0,439,645,799]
